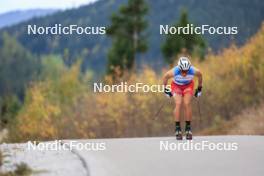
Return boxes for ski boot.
[185,129,192,140]
[175,128,183,140]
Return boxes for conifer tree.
[162,9,206,65]
[106,0,148,75]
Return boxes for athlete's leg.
[183,93,192,121]
[183,92,193,139]
[173,94,183,122]
[173,93,183,140]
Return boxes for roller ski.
[185,124,192,140]
[175,127,183,140]
[185,130,192,140]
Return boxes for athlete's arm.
[162,69,174,86]
[194,68,203,87]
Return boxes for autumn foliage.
[8,24,264,142]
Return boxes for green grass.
[13,163,32,176]
[0,153,32,176]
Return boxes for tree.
[0,32,40,99]
[0,33,40,124]
[106,0,148,75]
[162,9,206,65]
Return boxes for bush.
[0,162,32,176]
[195,23,264,128]
[14,163,32,176]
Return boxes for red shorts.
[171,81,194,96]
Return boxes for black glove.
[164,88,173,98]
[194,86,202,97]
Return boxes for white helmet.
[178,57,191,71]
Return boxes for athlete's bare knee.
[183,101,191,108]
[175,101,182,107]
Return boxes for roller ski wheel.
[175,130,183,140]
[186,130,193,140]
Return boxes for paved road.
[1,136,263,176]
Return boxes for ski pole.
[196,97,202,129]
[153,98,168,120]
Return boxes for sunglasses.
[181,70,188,74]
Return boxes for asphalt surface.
[1,136,263,176]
